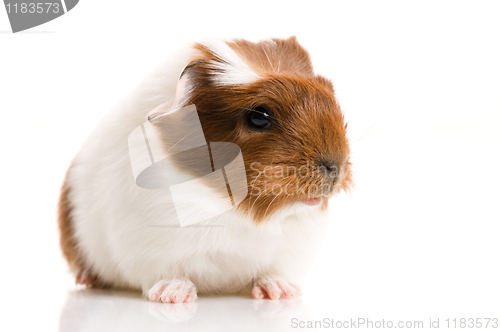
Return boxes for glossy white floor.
[59,291,310,331]
[1,2,500,331]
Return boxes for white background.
[1,1,499,331]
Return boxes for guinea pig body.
[59,37,352,302]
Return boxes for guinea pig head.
[153,37,353,223]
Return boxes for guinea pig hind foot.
[75,269,107,289]
[146,278,198,303]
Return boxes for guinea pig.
[58,37,353,303]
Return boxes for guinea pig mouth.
[300,196,323,206]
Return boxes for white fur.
[199,39,261,86]
[66,41,330,298]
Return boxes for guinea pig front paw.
[147,278,198,303]
[252,275,301,300]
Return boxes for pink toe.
[269,290,282,300]
[252,286,265,299]
[185,293,197,303]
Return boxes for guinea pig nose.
[317,159,340,179]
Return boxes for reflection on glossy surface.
[59,289,313,332]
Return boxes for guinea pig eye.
[246,106,273,130]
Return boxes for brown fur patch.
[58,167,105,287]
[58,167,82,272]
[228,36,314,76]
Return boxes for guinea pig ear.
[147,73,191,122]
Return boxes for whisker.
[263,194,279,221]
[295,208,313,243]
[279,207,293,246]
[262,46,276,73]
[240,107,279,122]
